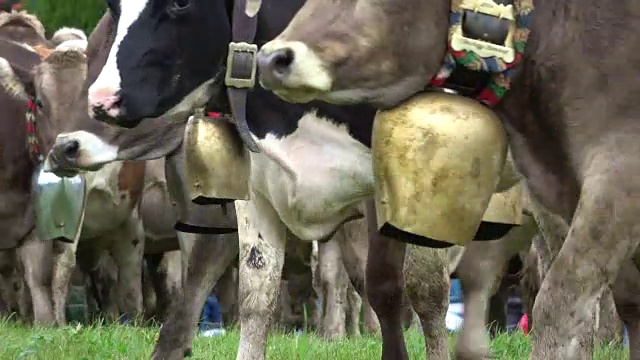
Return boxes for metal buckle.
[225,42,258,89]
[450,0,516,63]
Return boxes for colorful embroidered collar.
[429,0,534,106]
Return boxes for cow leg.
[317,236,347,339]
[338,215,381,334]
[236,195,287,360]
[160,250,183,320]
[611,259,640,360]
[109,217,145,323]
[19,231,55,325]
[0,249,19,317]
[530,149,640,359]
[51,240,79,326]
[217,263,239,327]
[456,213,536,360]
[455,241,507,360]
[346,281,362,337]
[152,227,239,359]
[364,199,409,360]
[181,233,238,354]
[404,245,449,360]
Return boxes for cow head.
[256,0,450,108]
[0,35,102,174]
[25,12,191,176]
[87,0,236,128]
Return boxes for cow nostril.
[272,48,295,74]
[62,140,80,160]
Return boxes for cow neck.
[426,0,534,107]
[25,98,44,164]
[223,0,261,153]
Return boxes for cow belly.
[81,190,135,238]
[139,182,177,241]
[251,112,374,241]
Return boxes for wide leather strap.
[225,0,261,152]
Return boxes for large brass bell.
[476,180,524,240]
[495,150,522,192]
[183,109,250,204]
[372,91,508,247]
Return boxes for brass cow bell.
[183,109,250,204]
[372,91,508,247]
[495,151,522,192]
[33,164,87,243]
[476,180,524,240]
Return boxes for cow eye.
[167,0,191,17]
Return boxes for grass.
[0,318,629,360]
[24,0,106,35]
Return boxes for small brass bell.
[183,109,250,204]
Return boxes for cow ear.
[0,57,35,102]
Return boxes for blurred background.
[2,0,105,34]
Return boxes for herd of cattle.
[0,0,639,359]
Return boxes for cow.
[0,10,84,325]
[254,1,640,358]
[8,31,151,326]
[2,11,234,325]
[38,3,555,360]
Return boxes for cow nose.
[257,47,295,89]
[88,87,122,118]
[55,140,80,164]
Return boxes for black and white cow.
[43,2,525,359]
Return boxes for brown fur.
[117,161,146,206]
[258,0,640,358]
[0,28,55,324]
[0,10,48,48]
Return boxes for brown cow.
[0,32,151,325]
[256,2,640,357]
[0,10,75,325]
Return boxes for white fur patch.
[89,0,150,102]
[249,111,373,241]
[55,39,88,53]
[17,42,36,53]
[45,131,119,171]
[51,27,87,44]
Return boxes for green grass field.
[0,318,629,360]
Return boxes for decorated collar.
[428,0,533,107]
[25,98,44,163]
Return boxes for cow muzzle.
[183,109,250,204]
[32,164,87,243]
[372,91,513,247]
